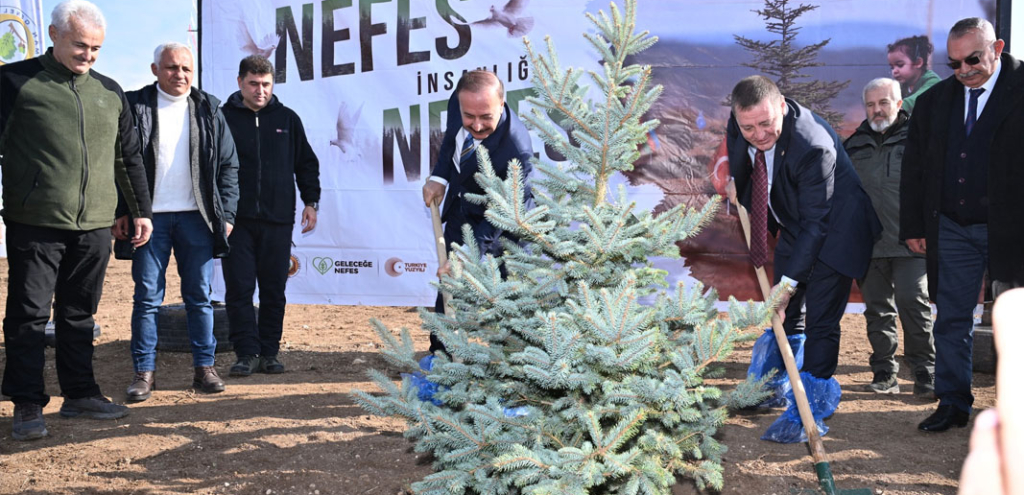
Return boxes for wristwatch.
[306,202,319,212]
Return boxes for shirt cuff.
[780,275,797,288]
[429,176,449,187]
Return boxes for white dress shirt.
[747,143,796,288]
[963,59,1001,121]
[429,127,477,187]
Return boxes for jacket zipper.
[255,112,262,217]
[70,75,89,229]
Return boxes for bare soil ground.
[0,257,993,494]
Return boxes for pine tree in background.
[734,0,850,130]
[352,1,775,493]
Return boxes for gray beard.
[869,115,896,133]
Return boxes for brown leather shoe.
[192,366,225,393]
[126,371,156,402]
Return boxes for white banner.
[201,0,987,308]
[0,0,46,258]
[202,0,599,306]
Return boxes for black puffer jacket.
[120,84,239,257]
[221,92,320,225]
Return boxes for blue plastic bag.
[761,372,842,444]
[406,356,530,417]
[403,355,444,406]
[747,328,806,408]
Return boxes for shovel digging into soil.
[732,198,871,495]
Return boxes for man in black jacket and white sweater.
[118,42,239,400]
[221,55,321,376]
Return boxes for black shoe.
[259,355,285,374]
[918,405,969,432]
[229,355,260,377]
[863,370,899,394]
[193,366,226,393]
[60,395,130,420]
[12,403,48,441]
[913,369,936,401]
[126,371,156,402]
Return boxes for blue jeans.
[130,211,216,370]
[933,215,987,413]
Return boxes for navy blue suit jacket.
[432,92,533,224]
[727,98,881,282]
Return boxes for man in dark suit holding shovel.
[421,70,533,354]
[725,75,881,385]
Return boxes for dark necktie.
[750,150,769,268]
[965,87,985,136]
[459,133,476,169]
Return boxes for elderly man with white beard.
[844,78,935,400]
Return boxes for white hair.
[153,42,193,66]
[862,77,901,104]
[50,0,106,34]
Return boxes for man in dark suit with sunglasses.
[900,17,1024,432]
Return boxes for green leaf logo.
[312,257,333,275]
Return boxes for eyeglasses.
[947,54,982,70]
[947,42,995,70]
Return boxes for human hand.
[906,238,926,254]
[423,181,445,207]
[725,179,737,207]
[225,222,234,237]
[437,261,451,278]
[131,217,153,248]
[990,288,1024,494]
[112,215,130,240]
[958,409,1005,495]
[301,206,317,233]
[771,280,795,324]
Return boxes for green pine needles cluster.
[351,1,774,493]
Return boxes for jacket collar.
[39,48,91,84]
[847,110,909,147]
[225,91,282,114]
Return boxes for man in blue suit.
[422,70,534,354]
[726,75,882,381]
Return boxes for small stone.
[266,490,273,495]
[353,358,366,365]
[224,483,230,487]
[309,484,316,489]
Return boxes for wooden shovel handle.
[429,202,453,314]
[735,202,829,464]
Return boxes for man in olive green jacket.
[844,78,935,399]
[0,0,153,441]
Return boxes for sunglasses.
[947,42,994,70]
[947,54,982,70]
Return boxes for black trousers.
[222,218,293,357]
[2,221,111,406]
[776,254,853,380]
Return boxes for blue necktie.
[459,133,476,169]
[965,88,985,136]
